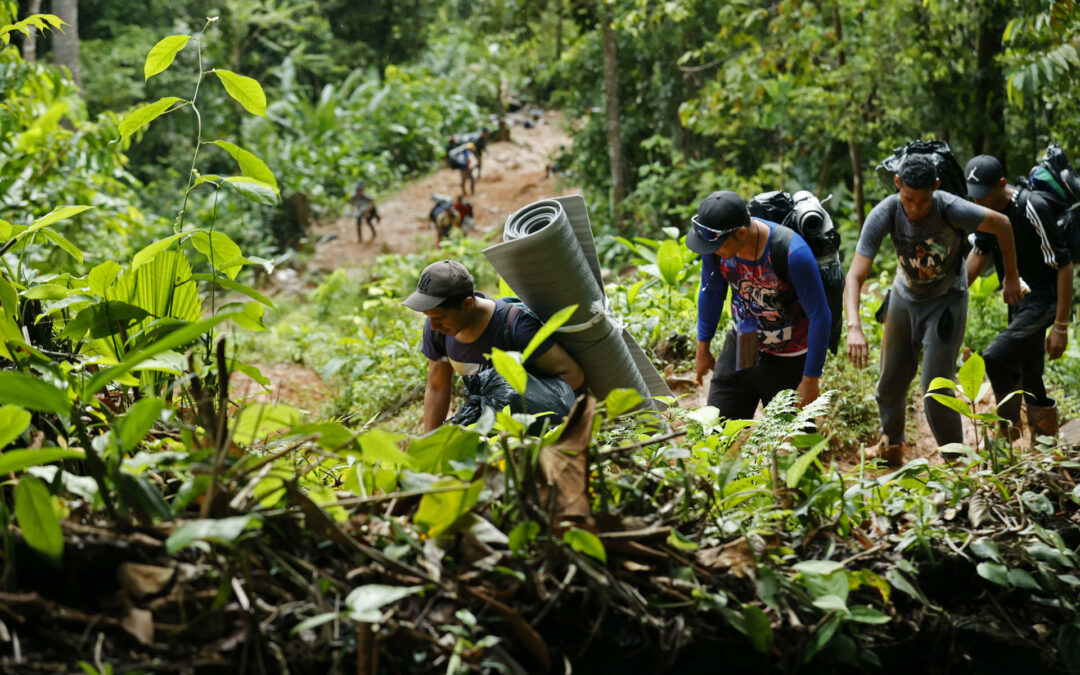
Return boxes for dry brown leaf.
[121,606,154,645]
[694,538,756,578]
[538,396,595,521]
[116,563,175,599]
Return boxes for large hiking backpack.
[876,139,968,198]
[748,190,845,354]
[447,143,471,170]
[1019,143,1080,263]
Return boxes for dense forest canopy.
[2,0,1080,672]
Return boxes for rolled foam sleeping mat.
[484,195,671,402]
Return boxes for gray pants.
[877,289,967,445]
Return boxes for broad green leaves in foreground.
[144,35,191,80]
[214,69,267,117]
[16,476,64,565]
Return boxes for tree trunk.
[601,1,626,232]
[833,4,865,227]
[51,0,81,89]
[556,0,564,61]
[21,0,43,62]
[973,0,1007,160]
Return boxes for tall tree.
[600,0,626,231]
[20,0,42,62]
[51,0,81,88]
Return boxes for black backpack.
[748,191,845,354]
[1018,143,1080,263]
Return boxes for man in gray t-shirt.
[844,154,1021,464]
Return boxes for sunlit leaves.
[604,388,643,417]
[414,479,482,537]
[563,527,606,563]
[15,475,63,565]
[144,35,191,81]
[489,348,527,395]
[189,230,245,279]
[345,585,424,623]
[118,97,185,140]
[165,515,262,554]
[0,373,69,414]
[521,304,577,361]
[358,429,416,470]
[0,405,31,449]
[231,403,302,445]
[0,448,86,475]
[209,140,278,190]
[213,69,267,117]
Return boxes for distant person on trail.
[429,194,459,245]
[448,141,479,195]
[404,260,584,433]
[845,154,1022,466]
[689,191,831,419]
[349,181,380,243]
[452,194,474,233]
[963,154,1073,440]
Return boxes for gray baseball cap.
[403,260,475,312]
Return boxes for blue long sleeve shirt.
[696,220,831,378]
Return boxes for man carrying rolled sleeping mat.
[404,260,584,433]
[688,190,832,418]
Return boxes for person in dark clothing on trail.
[689,191,832,418]
[349,181,380,243]
[404,260,584,433]
[964,154,1073,439]
[845,154,1022,465]
[429,195,457,245]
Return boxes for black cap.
[403,260,474,312]
[964,155,1005,200]
[684,191,751,255]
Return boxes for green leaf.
[229,302,267,332]
[116,398,166,453]
[290,612,340,635]
[191,273,275,309]
[0,448,85,474]
[29,205,93,233]
[970,537,1002,562]
[15,475,63,565]
[786,437,828,489]
[83,312,240,399]
[118,97,184,140]
[743,604,773,653]
[956,353,985,403]
[0,373,69,414]
[414,479,483,537]
[1007,568,1042,591]
[213,69,267,117]
[131,232,186,269]
[231,403,302,445]
[508,521,540,553]
[793,560,845,576]
[408,425,482,476]
[656,239,684,287]
[41,229,84,263]
[976,561,1010,587]
[1021,490,1054,516]
[849,605,891,624]
[563,527,606,563]
[489,348,527,396]
[165,515,261,554]
[209,140,278,190]
[358,429,416,469]
[88,260,123,297]
[667,529,699,552]
[812,594,849,614]
[0,275,18,321]
[521,304,577,361]
[345,584,424,623]
[223,176,279,206]
[604,388,643,417]
[0,405,31,449]
[927,393,973,417]
[189,231,245,279]
[926,376,957,393]
[144,35,190,80]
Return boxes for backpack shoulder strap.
[769,225,794,284]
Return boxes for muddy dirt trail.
[310,113,577,271]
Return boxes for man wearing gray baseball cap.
[405,260,584,432]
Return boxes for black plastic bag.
[748,190,794,224]
[450,368,575,433]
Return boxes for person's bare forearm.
[1057,264,1074,324]
[422,387,451,433]
[966,251,990,287]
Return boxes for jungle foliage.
[2,1,1080,673]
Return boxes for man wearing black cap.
[845,154,1022,465]
[964,154,1073,439]
[404,260,584,432]
[689,190,832,417]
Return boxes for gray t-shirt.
[856,191,987,301]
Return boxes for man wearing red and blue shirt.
[688,191,832,418]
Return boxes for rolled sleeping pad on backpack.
[483,195,671,404]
